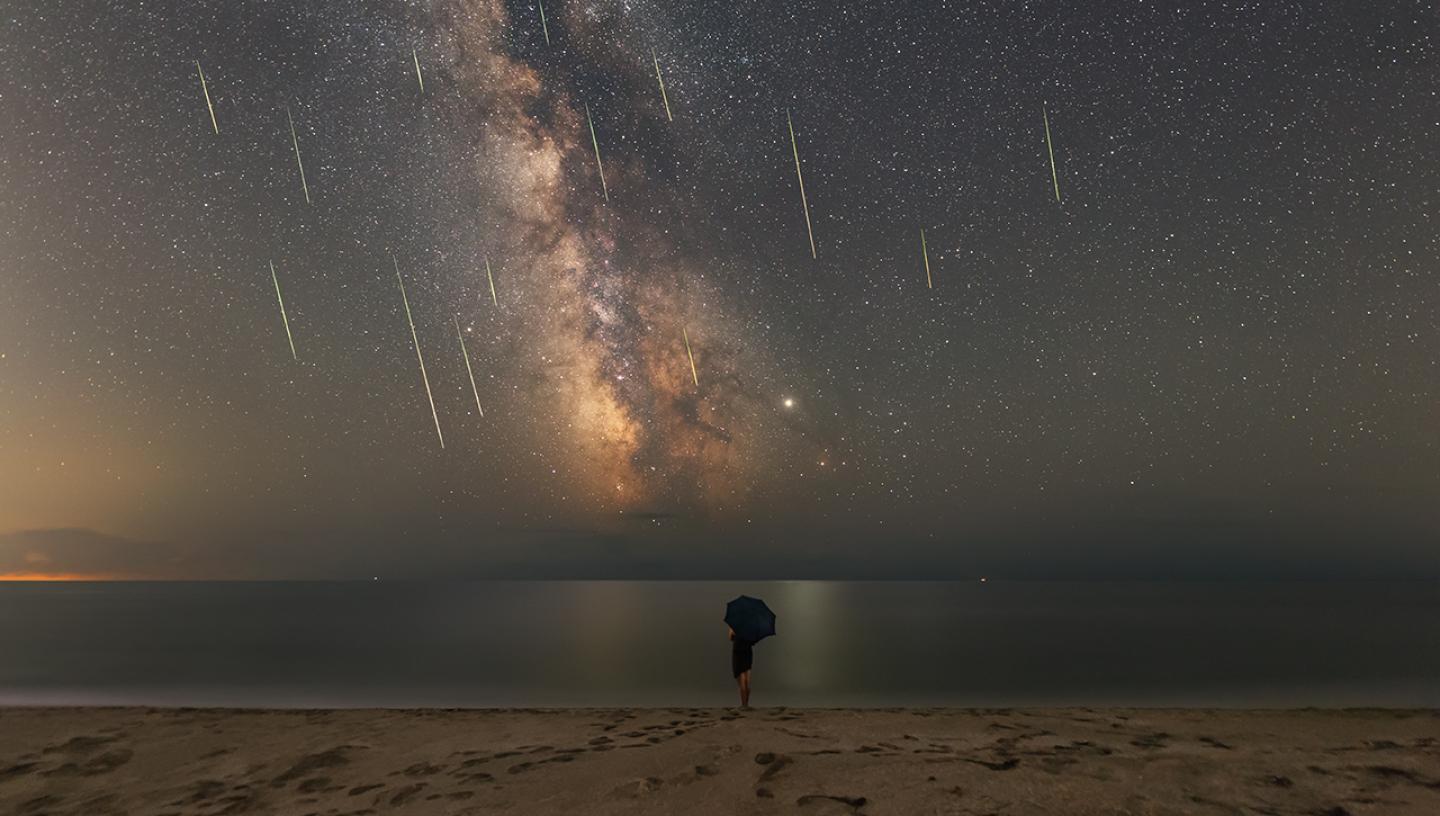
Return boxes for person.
[729,625,754,707]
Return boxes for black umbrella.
[724,595,776,643]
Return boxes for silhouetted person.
[729,625,753,707]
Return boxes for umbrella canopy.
[724,595,776,643]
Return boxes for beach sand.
[1,707,1437,815]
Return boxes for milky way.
[424,0,774,516]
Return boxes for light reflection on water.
[0,580,1435,708]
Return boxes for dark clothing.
[732,638,755,677]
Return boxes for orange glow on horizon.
[0,572,124,582]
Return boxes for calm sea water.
[0,581,1435,708]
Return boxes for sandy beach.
[1,707,1437,815]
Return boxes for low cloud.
[0,529,191,579]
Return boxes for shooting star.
[787,109,817,259]
[286,105,311,204]
[455,315,484,418]
[393,253,444,449]
[537,0,551,45]
[412,47,424,92]
[585,102,609,202]
[484,256,498,307]
[1043,103,1061,203]
[652,48,672,121]
[683,326,699,386]
[268,260,296,359]
[195,61,218,134]
[921,227,932,289]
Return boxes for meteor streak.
[412,47,424,92]
[195,61,218,134]
[1043,103,1060,202]
[484,256,498,307]
[787,109,817,259]
[683,326,698,386]
[392,253,444,449]
[537,0,550,45]
[455,315,484,418]
[920,227,932,289]
[585,102,608,202]
[286,105,311,204]
[268,260,296,359]
[652,48,672,121]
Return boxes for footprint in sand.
[610,776,665,798]
[796,793,868,814]
[41,735,119,755]
[396,761,445,777]
[0,762,40,782]
[271,746,357,787]
[297,777,345,794]
[168,778,226,806]
[1129,732,1170,750]
[389,783,427,805]
[964,757,1019,771]
[755,752,793,783]
[40,748,133,777]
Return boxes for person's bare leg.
[739,670,751,707]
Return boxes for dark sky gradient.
[1,1,1437,579]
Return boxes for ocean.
[1,580,1435,708]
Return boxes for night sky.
[1,1,1437,579]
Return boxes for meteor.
[454,315,484,418]
[484,256,498,307]
[392,253,444,449]
[268,260,296,359]
[537,0,551,45]
[683,326,698,386]
[195,61,218,134]
[412,47,424,92]
[652,48,672,121]
[1043,103,1060,203]
[920,227,932,289]
[286,105,311,204]
[585,102,609,202]
[787,109,816,259]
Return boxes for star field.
[0,0,1436,578]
